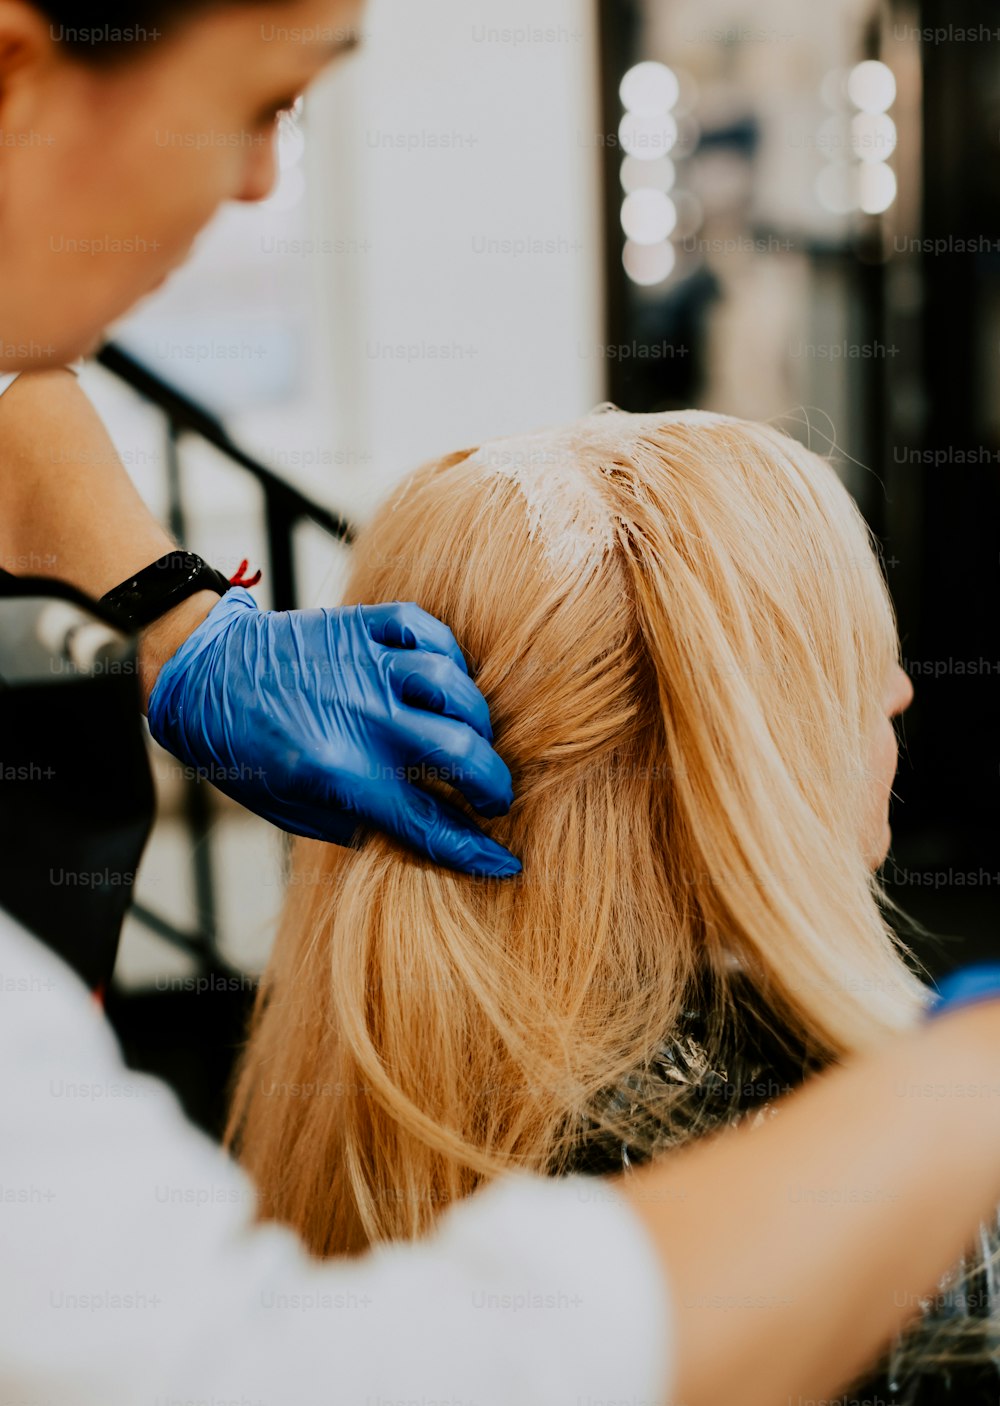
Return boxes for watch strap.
[100,551,237,631]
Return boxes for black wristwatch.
[100,551,235,631]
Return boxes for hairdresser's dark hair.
[33,1,284,62]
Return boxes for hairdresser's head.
[0,0,361,368]
[227,408,928,1256]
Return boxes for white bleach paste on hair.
[467,414,624,576]
[465,406,727,575]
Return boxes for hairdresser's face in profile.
[864,662,914,870]
[0,0,362,369]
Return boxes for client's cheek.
[864,725,898,867]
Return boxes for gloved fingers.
[360,779,522,878]
[248,774,520,877]
[385,648,494,742]
[212,784,362,849]
[390,705,514,819]
[360,601,471,677]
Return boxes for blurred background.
[86,0,1000,1133]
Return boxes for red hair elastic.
[230,559,263,589]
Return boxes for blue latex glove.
[925,963,1000,1019]
[147,587,522,877]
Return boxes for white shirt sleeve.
[0,909,675,1405]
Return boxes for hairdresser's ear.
[0,2,56,148]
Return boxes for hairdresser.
[3,4,1000,1406]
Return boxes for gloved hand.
[147,587,521,877]
[925,964,1000,1019]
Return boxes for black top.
[0,568,155,991]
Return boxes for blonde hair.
[225,407,930,1260]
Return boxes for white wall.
[309,0,607,520]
